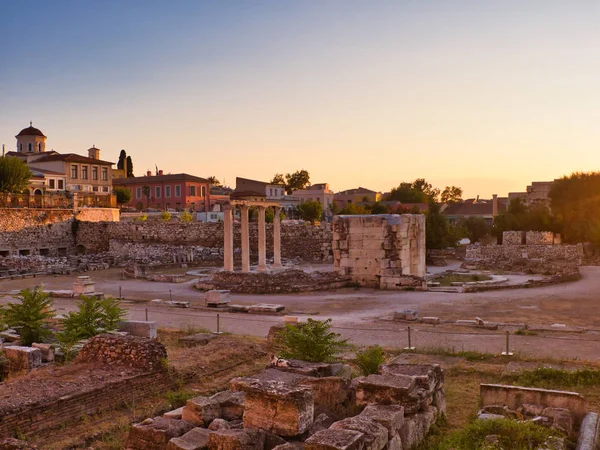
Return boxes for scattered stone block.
[307,413,334,437]
[164,407,184,420]
[230,305,251,313]
[210,391,246,421]
[432,390,446,416]
[182,396,222,427]
[118,320,157,339]
[386,435,402,450]
[0,331,20,343]
[208,429,266,450]
[393,310,418,322]
[353,374,427,414]
[31,343,54,362]
[249,304,285,314]
[305,429,364,450]
[379,364,444,394]
[265,433,288,450]
[231,377,314,436]
[180,333,218,347]
[477,413,506,421]
[299,377,352,412]
[209,419,232,431]
[0,438,38,449]
[167,427,211,450]
[331,416,388,450]
[420,317,439,325]
[359,405,405,439]
[72,276,95,295]
[3,346,42,372]
[541,407,574,435]
[272,444,304,450]
[576,412,600,450]
[399,406,437,450]
[126,417,194,450]
[206,290,231,307]
[284,316,299,324]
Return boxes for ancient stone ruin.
[333,215,426,290]
[126,361,446,450]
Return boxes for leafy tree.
[265,207,274,223]
[339,203,369,215]
[271,173,285,185]
[387,178,440,203]
[329,200,341,215]
[441,186,463,204]
[426,201,457,249]
[126,155,134,177]
[412,178,440,202]
[4,287,55,346]
[493,198,557,238]
[276,318,348,362]
[355,345,386,375]
[0,157,32,193]
[117,149,127,170]
[297,200,322,223]
[285,170,310,194]
[370,202,388,214]
[113,186,132,205]
[459,216,492,243]
[207,176,221,186]
[142,185,151,205]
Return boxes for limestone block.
[393,311,418,322]
[249,304,285,314]
[3,346,42,371]
[183,396,222,427]
[209,419,231,431]
[576,412,600,450]
[299,376,352,412]
[210,391,246,421]
[72,276,96,295]
[420,317,439,325]
[118,320,157,339]
[378,364,444,394]
[164,407,184,420]
[399,407,437,450]
[432,390,446,416]
[206,290,231,307]
[541,407,574,435]
[265,433,288,450]
[167,427,211,450]
[231,378,314,436]
[387,435,403,450]
[126,417,195,450]
[353,374,430,414]
[208,429,266,450]
[31,342,55,362]
[331,416,388,450]
[304,429,365,450]
[359,405,405,439]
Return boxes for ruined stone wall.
[0,208,74,232]
[502,231,561,245]
[0,370,173,439]
[466,243,584,262]
[333,214,426,290]
[75,207,120,222]
[78,222,333,262]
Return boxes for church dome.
[16,123,46,138]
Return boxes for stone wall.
[75,207,120,222]
[0,209,74,232]
[466,243,583,262]
[78,222,333,263]
[502,231,562,246]
[332,214,426,290]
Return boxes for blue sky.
[2,0,600,197]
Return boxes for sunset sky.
[2,1,599,198]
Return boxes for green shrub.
[161,210,172,221]
[165,389,194,408]
[355,345,385,375]
[276,318,348,362]
[4,287,55,346]
[180,209,193,223]
[504,367,600,388]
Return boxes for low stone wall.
[0,208,74,233]
[75,207,120,222]
[466,243,584,262]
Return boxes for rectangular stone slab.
[182,396,222,427]
[208,429,266,450]
[353,375,429,414]
[167,427,210,450]
[330,416,388,450]
[359,405,405,439]
[305,429,365,450]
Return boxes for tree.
[370,202,388,214]
[275,318,348,362]
[426,201,457,249]
[387,178,441,203]
[493,198,557,238]
[329,200,341,216]
[441,186,463,204]
[459,216,492,243]
[265,208,274,223]
[412,178,440,202]
[113,186,132,205]
[297,200,322,223]
[207,176,221,186]
[117,149,127,170]
[285,170,310,194]
[142,185,151,206]
[126,155,134,177]
[271,173,285,185]
[3,287,55,346]
[0,157,32,193]
[339,203,369,215]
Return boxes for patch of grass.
[355,345,385,375]
[514,328,537,336]
[435,274,492,286]
[418,418,563,450]
[165,389,195,408]
[412,346,496,362]
[504,367,600,389]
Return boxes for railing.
[0,193,116,209]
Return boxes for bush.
[355,345,385,375]
[297,200,323,224]
[276,318,348,362]
[180,209,193,223]
[3,287,55,346]
[161,210,172,221]
[113,186,132,205]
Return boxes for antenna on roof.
[30,121,32,127]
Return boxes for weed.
[355,345,386,375]
[275,318,348,362]
[411,346,495,362]
[165,389,194,408]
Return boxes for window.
[58,180,64,189]
[102,167,108,180]
[165,186,171,198]
[71,165,78,179]
[38,143,41,151]
[19,144,22,152]
[49,179,55,189]
[28,143,32,152]
[175,185,181,197]
[81,166,88,180]
[136,187,141,199]
[92,167,98,180]
[155,186,161,198]
[92,186,99,192]
[201,186,206,197]
[102,186,109,192]
[189,185,196,196]
[270,188,273,196]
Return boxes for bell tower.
[16,122,47,153]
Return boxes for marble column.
[272,206,282,268]
[223,204,234,271]
[240,205,250,273]
[257,206,267,271]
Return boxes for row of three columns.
[223,205,282,272]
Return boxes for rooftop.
[114,173,209,184]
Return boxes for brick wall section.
[0,370,174,439]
